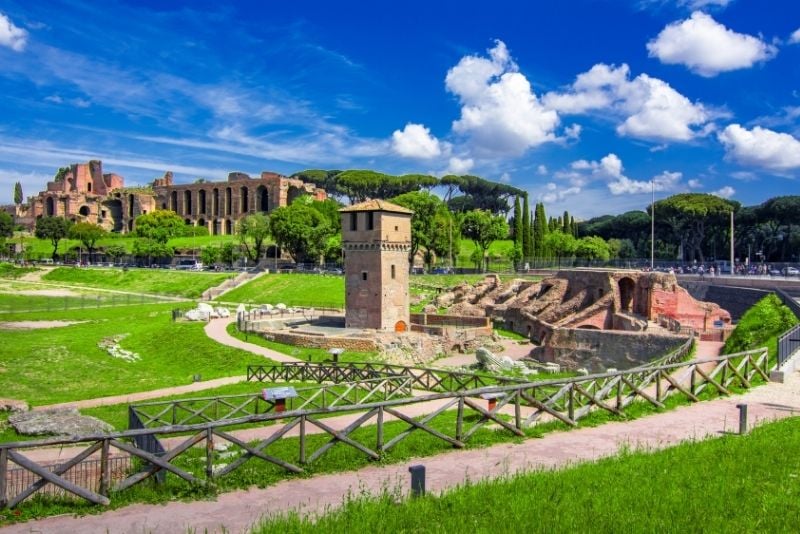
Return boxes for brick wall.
[260,331,377,352]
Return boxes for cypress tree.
[513,196,523,248]
[570,215,577,236]
[522,195,532,258]
[14,181,22,205]
[533,202,548,257]
[562,210,570,234]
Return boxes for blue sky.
[0,0,798,217]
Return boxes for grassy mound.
[723,293,798,359]
[41,267,229,298]
[221,273,344,307]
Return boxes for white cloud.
[688,178,702,188]
[0,12,27,52]
[718,124,800,171]
[445,156,475,175]
[543,63,710,142]
[711,185,735,198]
[499,172,511,183]
[647,12,777,77]
[679,0,733,9]
[540,182,581,204]
[391,123,446,159]
[790,28,800,44]
[445,40,560,156]
[536,164,548,175]
[608,170,682,195]
[564,123,582,140]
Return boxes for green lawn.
[220,273,345,307]
[41,267,230,298]
[256,416,800,533]
[18,234,240,258]
[0,302,268,406]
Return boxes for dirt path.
[5,370,798,534]
[203,317,302,364]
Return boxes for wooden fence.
[0,347,771,511]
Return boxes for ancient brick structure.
[12,162,326,234]
[151,171,327,235]
[340,200,412,331]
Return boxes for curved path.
[203,317,302,363]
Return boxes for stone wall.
[260,331,378,352]
[410,313,491,328]
[530,328,689,372]
[681,282,770,320]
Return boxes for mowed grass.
[221,273,344,307]
[0,302,268,406]
[256,416,800,533]
[20,234,239,257]
[41,267,230,298]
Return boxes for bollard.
[408,464,425,497]
[736,403,748,434]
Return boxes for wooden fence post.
[99,439,110,496]
[456,396,464,442]
[0,448,7,509]
[568,384,575,421]
[205,428,214,479]
[299,415,306,464]
[376,406,384,455]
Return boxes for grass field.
[18,234,240,258]
[0,302,267,406]
[256,416,800,533]
[40,267,230,298]
[220,273,345,307]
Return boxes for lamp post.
[650,178,655,270]
[730,210,735,276]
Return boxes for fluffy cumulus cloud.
[718,124,800,171]
[557,153,683,196]
[445,40,560,156]
[608,170,683,195]
[0,12,27,52]
[445,156,474,175]
[540,182,581,203]
[790,28,800,44]
[711,185,736,198]
[647,12,777,77]
[679,0,733,9]
[543,64,709,142]
[391,123,446,159]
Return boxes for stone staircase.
[201,270,265,301]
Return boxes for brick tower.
[340,200,413,331]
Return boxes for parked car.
[782,266,800,276]
[175,259,203,271]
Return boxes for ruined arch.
[212,188,219,216]
[78,205,90,217]
[225,219,232,235]
[240,186,249,214]
[287,185,303,205]
[225,188,232,216]
[128,194,135,217]
[45,197,55,216]
[198,189,207,215]
[257,185,269,212]
[183,190,192,216]
[170,191,178,212]
[618,277,635,312]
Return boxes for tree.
[13,182,22,205]
[544,231,577,266]
[460,210,509,272]
[132,239,173,265]
[269,203,334,263]
[654,193,737,262]
[68,222,106,262]
[522,196,532,258]
[392,191,451,269]
[104,244,127,264]
[200,246,220,267]
[533,202,548,257]
[237,213,270,264]
[219,242,240,268]
[35,216,72,260]
[53,167,69,183]
[441,174,525,214]
[0,211,13,257]
[576,236,611,262]
[513,196,523,249]
[134,210,185,243]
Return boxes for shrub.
[723,294,798,358]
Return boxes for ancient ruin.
[433,270,732,371]
[5,161,326,234]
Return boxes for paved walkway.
[4,370,798,534]
[203,317,302,363]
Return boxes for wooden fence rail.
[0,347,771,511]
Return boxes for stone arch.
[240,186,249,214]
[257,185,269,212]
[185,218,192,225]
[45,197,55,216]
[225,187,232,216]
[287,185,303,205]
[394,320,407,333]
[212,219,220,235]
[618,277,635,312]
[577,324,601,330]
[161,202,167,210]
[128,194,135,217]
[212,188,219,216]
[199,189,207,215]
[198,218,206,229]
[78,205,90,217]
[170,191,178,212]
[183,190,192,216]
[128,219,134,232]
[225,219,232,235]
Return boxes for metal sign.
[262,386,298,401]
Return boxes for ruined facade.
[151,171,327,235]
[340,200,412,331]
[434,270,732,371]
[12,162,326,234]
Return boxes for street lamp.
[650,178,655,270]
